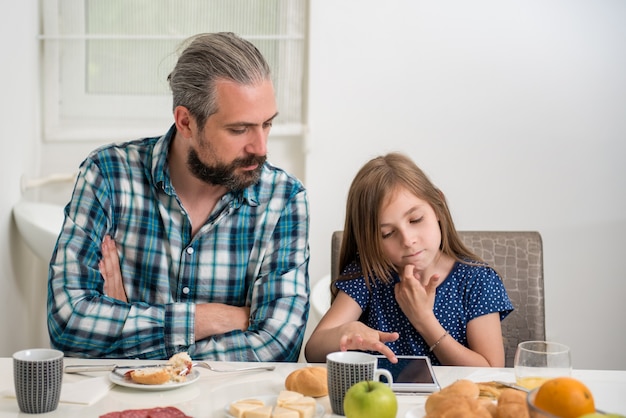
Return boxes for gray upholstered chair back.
[330,230,545,367]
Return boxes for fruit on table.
[534,377,595,418]
[343,381,397,418]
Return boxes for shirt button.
[182,287,190,295]
[186,247,194,255]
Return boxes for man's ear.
[173,106,194,138]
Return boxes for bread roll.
[425,396,492,418]
[129,351,193,385]
[496,388,529,418]
[129,367,171,385]
[167,351,193,382]
[440,379,480,398]
[426,380,480,414]
[284,367,328,397]
[425,380,494,418]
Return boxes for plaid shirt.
[47,125,310,361]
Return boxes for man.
[47,32,310,361]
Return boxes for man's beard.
[187,148,266,191]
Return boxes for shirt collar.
[151,124,176,195]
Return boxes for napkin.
[4,375,113,406]
[60,375,113,405]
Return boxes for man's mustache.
[234,154,267,168]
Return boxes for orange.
[534,377,595,418]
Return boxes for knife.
[494,381,530,392]
[64,363,168,374]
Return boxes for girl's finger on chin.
[401,264,414,279]
[426,273,441,290]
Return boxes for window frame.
[40,0,307,142]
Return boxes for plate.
[109,369,200,391]
[405,404,426,418]
[224,395,325,418]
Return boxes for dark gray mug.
[326,351,393,416]
[13,348,64,414]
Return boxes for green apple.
[343,380,397,418]
[578,414,626,418]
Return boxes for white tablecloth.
[0,357,624,417]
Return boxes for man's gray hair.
[168,32,272,128]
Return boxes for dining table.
[0,356,624,417]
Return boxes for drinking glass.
[514,341,571,390]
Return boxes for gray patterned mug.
[326,351,393,416]
[13,348,64,414]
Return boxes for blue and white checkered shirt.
[47,125,310,361]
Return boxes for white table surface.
[0,357,624,417]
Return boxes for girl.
[305,153,513,366]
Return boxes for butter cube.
[271,406,300,418]
[282,403,315,418]
[244,405,273,418]
[276,390,303,406]
[229,399,265,418]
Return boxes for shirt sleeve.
[333,263,371,311]
[47,157,176,359]
[466,265,514,322]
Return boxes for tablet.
[376,355,441,393]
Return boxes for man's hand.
[194,304,251,340]
[99,235,128,302]
[99,235,251,341]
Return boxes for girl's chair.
[327,230,545,367]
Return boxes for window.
[40,0,308,142]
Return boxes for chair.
[330,230,545,367]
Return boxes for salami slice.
[99,406,191,418]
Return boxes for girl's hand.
[99,235,128,302]
[338,321,399,363]
[304,291,399,363]
[394,264,440,324]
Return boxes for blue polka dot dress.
[334,260,514,365]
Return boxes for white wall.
[0,0,50,354]
[306,0,626,370]
[3,0,625,370]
